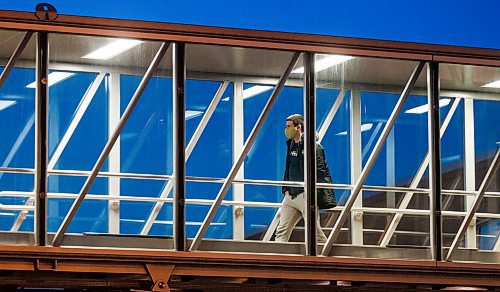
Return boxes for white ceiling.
[0,29,499,96]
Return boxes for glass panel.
[0,29,35,240]
[184,43,301,253]
[315,55,430,259]
[46,33,170,244]
[440,63,500,263]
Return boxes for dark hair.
[286,114,304,130]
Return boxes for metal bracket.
[145,264,175,292]
[35,3,58,21]
[35,258,57,271]
[234,205,244,216]
[353,211,363,221]
[110,200,120,210]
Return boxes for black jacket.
[282,137,337,209]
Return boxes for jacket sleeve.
[316,143,332,183]
[282,143,290,194]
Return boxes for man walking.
[275,114,335,243]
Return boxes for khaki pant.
[275,193,327,243]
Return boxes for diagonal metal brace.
[0,32,33,90]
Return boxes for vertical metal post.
[386,130,396,209]
[35,32,49,246]
[233,82,245,241]
[428,61,443,261]
[350,90,363,245]
[108,72,121,234]
[463,98,477,248]
[173,42,186,251]
[304,52,317,255]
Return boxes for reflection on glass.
[440,63,500,253]
[0,29,35,234]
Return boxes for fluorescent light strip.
[185,110,203,120]
[82,39,143,60]
[243,85,273,99]
[26,72,75,89]
[335,123,373,136]
[292,55,354,74]
[405,98,451,114]
[0,100,16,111]
[482,80,500,88]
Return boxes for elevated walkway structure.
[0,5,498,291]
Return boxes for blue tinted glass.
[0,65,35,231]
[184,80,233,239]
[47,71,109,233]
[119,75,172,235]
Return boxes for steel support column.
[108,72,121,234]
[463,98,477,248]
[428,62,443,261]
[173,42,186,251]
[304,52,317,255]
[233,82,245,241]
[34,32,49,246]
[51,42,169,247]
[350,90,363,245]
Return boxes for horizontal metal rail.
[0,204,34,211]
[1,167,500,198]
[1,191,499,220]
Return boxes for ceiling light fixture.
[82,39,143,60]
[292,55,354,74]
[335,123,373,136]
[405,98,451,114]
[26,72,75,88]
[185,110,204,120]
[0,100,16,111]
[243,85,273,99]
[481,80,500,88]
